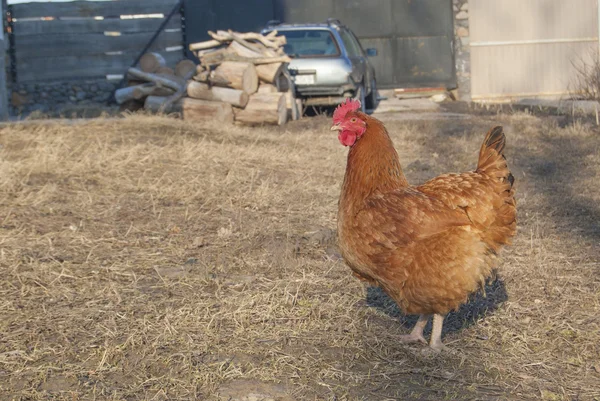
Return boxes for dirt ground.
[0,108,599,400]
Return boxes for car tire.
[354,83,366,111]
[365,79,378,111]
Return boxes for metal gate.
[470,0,599,100]
[183,0,456,89]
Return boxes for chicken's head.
[331,99,367,147]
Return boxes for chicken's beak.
[330,123,342,131]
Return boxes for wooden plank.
[14,15,181,36]
[12,0,180,19]
[15,52,183,82]
[15,30,182,59]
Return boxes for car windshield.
[276,29,340,58]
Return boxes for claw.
[398,332,427,344]
[398,314,430,345]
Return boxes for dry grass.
[0,110,599,400]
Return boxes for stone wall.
[453,0,471,101]
[8,79,119,116]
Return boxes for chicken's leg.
[429,313,446,351]
[398,314,429,344]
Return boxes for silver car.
[262,19,378,110]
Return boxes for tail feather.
[477,126,514,187]
[477,126,517,252]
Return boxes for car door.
[338,28,365,87]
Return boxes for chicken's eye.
[351,118,357,123]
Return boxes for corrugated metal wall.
[470,0,598,100]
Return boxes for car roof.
[269,23,335,29]
[263,19,347,32]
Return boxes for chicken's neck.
[340,117,409,205]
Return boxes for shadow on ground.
[516,131,600,245]
[365,277,508,335]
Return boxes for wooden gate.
[7,0,184,83]
[469,0,599,100]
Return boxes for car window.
[349,31,366,55]
[339,29,361,57]
[275,30,340,58]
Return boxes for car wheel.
[354,83,366,111]
[365,79,378,110]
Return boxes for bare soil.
[0,109,599,400]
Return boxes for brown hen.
[331,99,516,350]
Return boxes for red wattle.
[338,131,357,147]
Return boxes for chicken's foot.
[428,313,447,351]
[398,314,429,344]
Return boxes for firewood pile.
[116,30,301,125]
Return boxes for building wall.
[468,0,598,100]
[453,0,471,100]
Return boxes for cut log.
[284,91,302,121]
[229,31,277,57]
[248,55,290,65]
[156,73,187,88]
[144,86,175,98]
[196,46,228,59]
[234,92,287,126]
[257,84,278,93]
[189,39,223,51]
[212,61,258,94]
[189,30,286,51]
[209,30,286,48]
[194,70,211,82]
[228,41,263,59]
[144,95,174,113]
[256,62,283,83]
[200,48,290,67]
[187,81,249,108]
[115,83,159,104]
[127,68,185,92]
[157,68,197,113]
[156,66,174,75]
[143,96,233,123]
[175,59,197,78]
[139,52,166,73]
[179,98,234,123]
[294,98,302,120]
[117,81,174,105]
[208,72,230,87]
[274,66,293,91]
[198,47,231,65]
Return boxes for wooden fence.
[8,0,184,83]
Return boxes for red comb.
[333,98,361,124]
